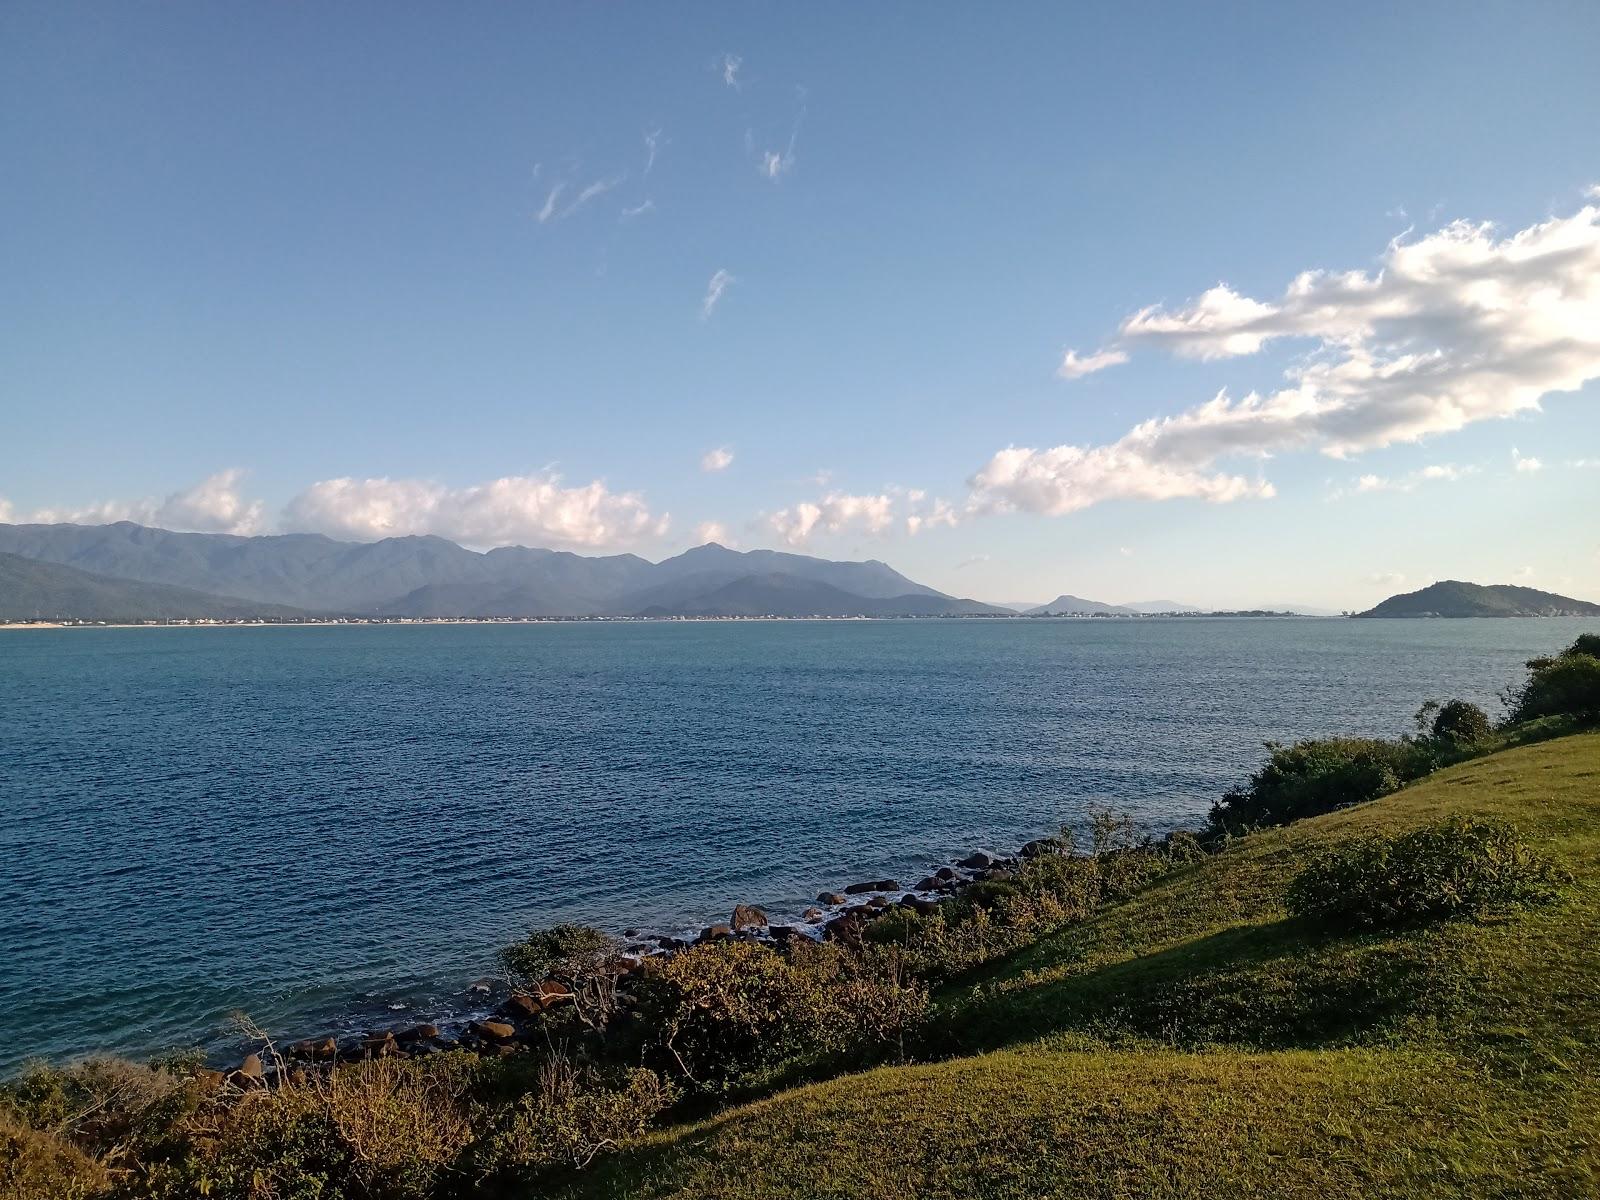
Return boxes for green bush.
[1208,738,1422,835]
[1421,699,1494,747]
[1507,639,1600,724]
[1285,816,1567,929]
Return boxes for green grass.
[556,734,1600,1199]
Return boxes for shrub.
[1208,738,1422,835]
[1419,699,1494,747]
[0,1107,109,1200]
[500,923,624,1031]
[1,1057,198,1172]
[1507,640,1600,725]
[1286,816,1567,929]
[473,1059,671,1184]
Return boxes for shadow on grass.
[929,915,1434,1056]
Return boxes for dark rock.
[396,1024,439,1043]
[817,891,847,906]
[958,851,996,869]
[935,866,958,882]
[844,879,900,895]
[656,935,688,952]
[288,1036,338,1061]
[900,894,940,914]
[867,895,890,908]
[731,903,769,931]
[767,924,801,944]
[913,875,940,891]
[501,992,542,1018]
[823,912,864,942]
[696,924,734,944]
[802,907,824,922]
[475,1019,516,1042]
[624,928,640,939]
[1021,837,1063,858]
[227,1054,265,1089]
[467,978,494,997]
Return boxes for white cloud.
[993,199,1600,517]
[1057,348,1129,379]
[1368,571,1407,587]
[1514,564,1536,579]
[721,54,742,89]
[700,446,735,472]
[905,498,957,536]
[694,520,732,547]
[1512,447,1543,473]
[968,438,1275,516]
[1356,473,1390,492]
[701,268,736,318]
[19,469,266,535]
[282,473,667,550]
[535,183,565,223]
[758,107,804,181]
[1418,463,1471,481]
[643,128,663,175]
[955,553,990,570]
[769,492,895,545]
[620,198,655,220]
[1119,546,1134,557]
[537,175,625,223]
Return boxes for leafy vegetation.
[1286,815,1567,928]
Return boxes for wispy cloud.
[1331,463,1477,499]
[721,53,742,89]
[757,105,806,181]
[1057,348,1129,379]
[537,174,626,223]
[701,268,736,319]
[620,199,655,221]
[535,183,566,223]
[955,554,990,570]
[1512,447,1544,473]
[700,446,734,473]
[643,128,664,176]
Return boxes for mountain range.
[1355,580,1600,618]
[0,522,1008,620]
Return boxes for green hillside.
[562,733,1600,1200]
[1356,579,1600,618]
[0,551,314,622]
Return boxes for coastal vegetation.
[5,635,1599,1198]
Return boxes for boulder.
[802,907,824,922]
[501,992,542,1018]
[395,1024,439,1043]
[656,935,688,952]
[767,924,801,944]
[823,912,865,942]
[935,866,958,882]
[913,875,940,891]
[696,924,734,944]
[844,879,900,895]
[730,903,769,931]
[1020,837,1063,858]
[536,979,576,1003]
[476,1019,516,1043]
[866,895,890,908]
[227,1054,265,1089]
[958,851,996,869]
[900,894,940,914]
[288,1036,337,1061]
[817,891,847,906]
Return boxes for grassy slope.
[561,734,1600,1199]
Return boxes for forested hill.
[1356,580,1600,618]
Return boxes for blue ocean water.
[0,617,1590,1072]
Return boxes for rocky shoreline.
[214,837,1065,1087]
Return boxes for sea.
[0,616,1591,1074]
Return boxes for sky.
[2,3,1598,611]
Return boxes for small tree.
[1417,699,1493,746]
[1506,636,1600,725]
[499,924,622,1032]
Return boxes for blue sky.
[2,3,1598,609]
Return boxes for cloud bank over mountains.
[4,198,1593,554]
